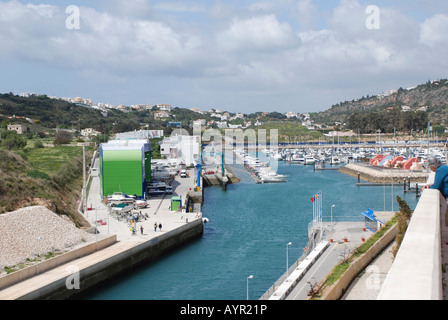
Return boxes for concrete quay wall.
[0,235,117,292]
[339,163,428,183]
[9,219,203,300]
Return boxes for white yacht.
[107,192,135,203]
[330,156,340,165]
[304,155,315,165]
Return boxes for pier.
[339,163,428,184]
[233,150,287,184]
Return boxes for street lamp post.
[108,205,110,235]
[286,242,292,276]
[36,236,42,274]
[95,206,99,251]
[247,275,254,300]
[331,204,335,227]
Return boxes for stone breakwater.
[0,206,97,275]
[339,163,428,183]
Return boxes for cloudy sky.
[0,0,447,114]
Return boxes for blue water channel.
[81,161,420,300]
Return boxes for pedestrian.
[154,222,157,232]
[159,223,162,231]
[140,225,144,235]
[424,156,448,225]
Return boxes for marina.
[1,140,445,300]
[74,142,443,299]
[79,153,423,300]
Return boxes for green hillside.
[0,146,92,227]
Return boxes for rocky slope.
[312,79,448,124]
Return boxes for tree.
[54,131,73,145]
[1,133,27,150]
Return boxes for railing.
[378,172,442,300]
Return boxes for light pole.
[286,242,292,276]
[331,204,335,227]
[107,205,111,235]
[95,206,99,251]
[247,275,254,300]
[36,236,42,274]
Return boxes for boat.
[304,155,315,165]
[107,192,135,203]
[135,200,148,208]
[147,188,166,196]
[111,202,134,213]
[108,192,127,201]
[148,180,167,189]
[147,180,174,195]
[291,153,304,163]
[271,152,283,160]
[330,156,340,165]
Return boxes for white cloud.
[297,0,320,30]
[248,1,274,12]
[218,14,299,52]
[0,1,207,76]
[98,0,152,19]
[420,14,448,46]
[0,0,447,113]
[154,2,206,13]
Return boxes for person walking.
[140,225,144,235]
[154,222,157,232]
[159,223,162,232]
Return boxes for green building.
[99,139,151,199]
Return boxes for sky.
[0,0,447,114]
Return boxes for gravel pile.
[0,206,96,272]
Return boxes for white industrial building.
[160,134,201,167]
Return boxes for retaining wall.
[0,235,117,291]
[319,224,399,300]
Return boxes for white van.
[180,169,187,178]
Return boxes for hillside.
[311,79,448,126]
[0,93,144,134]
[0,147,92,228]
[251,121,322,142]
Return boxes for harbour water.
[80,159,420,300]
